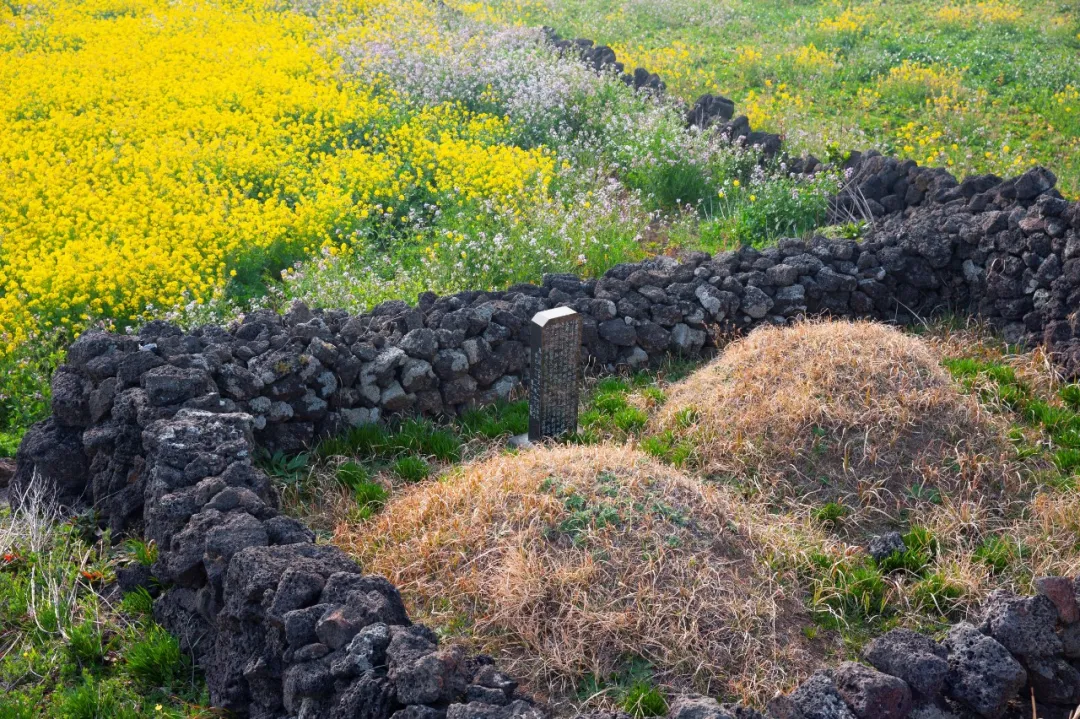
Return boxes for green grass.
[391,455,431,482]
[461,0,1080,197]
[0,505,209,717]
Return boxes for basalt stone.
[788,671,857,719]
[943,622,1027,718]
[833,662,912,719]
[980,590,1062,657]
[1024,656,1080,705]
[667,695,737,719]
[868,532,906,562]
[598,319,636,346]
[387,626,468,704]
[446,700,545,719]
[864,628,949,699]
[1034,576,1079,624]
[11,418,89,508]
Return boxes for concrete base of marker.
[508,433,534,449]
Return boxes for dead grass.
[336,444,827,709]
[653,320,1016,525]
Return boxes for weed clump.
[654,321,1010,517]
[339,445,821,709]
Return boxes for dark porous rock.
[331,672,395,719]
[1033,576,1079,624]
[333,622,392,676]
[117,562,155,593]
[868,532,906,562]
[391,706,447,719]
[11,418,89,508]
[285,604,334,648]
[468,684,510,705]
[283,660,334,713]
[788,671,857,719]
[401,328,440,361]
[864,628,949,699]
[264,515,316,545]
[1024,656,1080,705]
[942,622,1027,718]
[739,285,774,319]
[833,661,912,719]
[267,567,325,621]
[387,625,469,704]
[142,365,215,407]
[316,589,404,650]
[598,319,637,346]
[668,694,737,719]
[51,367,91,427]
[979,590,1062,657]
[445,700,545,719]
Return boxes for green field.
[456,0,1080,196]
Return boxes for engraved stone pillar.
[527,307,582,442]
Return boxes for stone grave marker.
[527,307,582,442]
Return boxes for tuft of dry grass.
[653,320,1015,524]
[337,444,826,709]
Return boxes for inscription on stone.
[528,307,582,442]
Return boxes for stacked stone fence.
[544,28,1050,227]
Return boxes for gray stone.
[864,628,949,699]
[668,694,736,719]
[739,285,774,319]
[380,382,413,412]
[788,671,857,719]
[833,662,912,719]
[868,532,906,562]
[400,328,439,361]
[980,590,1062,657]
[943,622,1027,718]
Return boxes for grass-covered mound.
[338,444,823,708]
[653,321,1013,517]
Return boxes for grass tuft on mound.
[337,444,821,709]
[653,320,1012,516]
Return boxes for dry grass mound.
[654,320,1013,516]
[337,445,822,708]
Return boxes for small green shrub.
[389,418,462,462]
[813,559,889,623]
[622,681,669,718]
[594,392,630,414]
[974,535,1025,574]
[352,478,389,518]
[392,456,430,482]
[1060,383,1080,411]
[123,539,157,567]
[337,461,371,490]
[67,620,105,668]
[1053,448,1080,474]
[812,502,848,526]
[125,625,187,688]
[259,450,309,486]
[614,406,649,432]
[120,587,154,616]
[912,572,964,615]
[54,675,129,719]
[460,400,529,438]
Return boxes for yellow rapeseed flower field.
[0,0,553,355]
